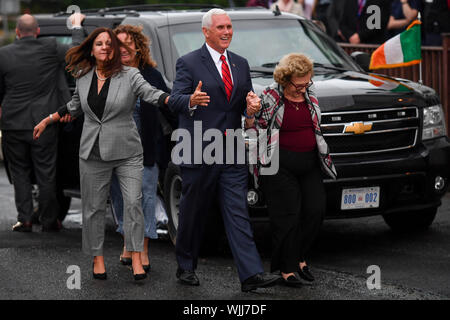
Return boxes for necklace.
[286,98,304,111]
[95,67,108,81]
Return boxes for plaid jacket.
[247,82,337,187]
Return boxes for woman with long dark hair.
[33,27,169,281]
[109,24,172,272]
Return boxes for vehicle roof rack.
[54,3,223,17]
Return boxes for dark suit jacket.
[339,0,390,44]
[139,65,173,168]
[0,29,83,131]
[168,44,252,166]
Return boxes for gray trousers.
[79,144,144,256]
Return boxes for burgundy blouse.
[279,98,317,153]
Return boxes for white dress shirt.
[188,43,235,115]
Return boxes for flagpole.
[418,12,423,85]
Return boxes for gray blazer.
[66,66,167,161]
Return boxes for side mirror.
[351,51,371,72]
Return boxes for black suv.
[5,5,449,244]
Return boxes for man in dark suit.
[338,0,390,44]
[168,9,279,292]
[0,14,84,232]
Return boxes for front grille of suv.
[321,107,419,156]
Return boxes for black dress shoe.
[92,263,107,280]
[42,220,62,232]
[143,264,151,273]
[12,221,32,232]
[297,265,315,282]
[119,255,132,266]
[176,268,200,286]
[241,273,280,292]
[281,275,302,288]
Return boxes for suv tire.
[57,191,71,222]
[164,162,182,245]
[382,208,438,232]
[163,162,223,254]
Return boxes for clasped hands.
[245,91,260,117]
[189,81,261,116]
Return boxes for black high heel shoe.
[297,265,315,282]
[92,263,107,280]
[133,271,147,281]
[132,265,147,281]
[281,275,302,288]
[143,264,151,273]
[120,254,132,265]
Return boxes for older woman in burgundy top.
[249,53,337,287]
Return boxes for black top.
[57,69,111,119]
[87,71,111,120]
[139,65,175,168]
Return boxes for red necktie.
[220,55,233,101]
[358,0,365,16]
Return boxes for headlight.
[422,105,446,140]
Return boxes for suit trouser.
[110,163,159,239]
[2,128,59,226]
[79,148,144,256]
[176,164,264,282]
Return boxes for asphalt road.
[0,163,449,300]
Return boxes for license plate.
[341,187,380,210]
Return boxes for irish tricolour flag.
[369,20,421,70]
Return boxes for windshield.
[168,19,357,71]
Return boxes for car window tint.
[169,19,356,70]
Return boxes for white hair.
[202,8,229,29]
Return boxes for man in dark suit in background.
[0,13,84,232]
[338,0,390,44]
[168,8,279,292]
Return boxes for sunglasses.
[290,80,314,91]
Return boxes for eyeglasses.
[290,80,314,91]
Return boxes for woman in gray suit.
[33,27,170,281]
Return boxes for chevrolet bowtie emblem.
[344,122,373,134]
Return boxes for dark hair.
[113,24,157,68]
[65,27,123,78]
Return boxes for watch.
[244,109,255,119]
